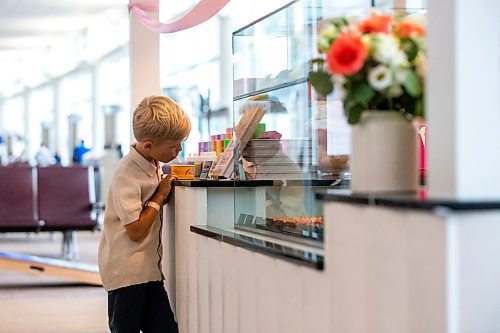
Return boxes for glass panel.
[231,0,354,248]
[27,86,54,158]
[3,97,25,137]
[405,0,427,8]
[373,0,427,9]
[160,18,231,154]
[229,0,428,246]
[232,1,312,99]
[96,53,131,155]
[234,184,325,246]
[58,70,93,164]
[233,83,316,179]
[2,97,26,162]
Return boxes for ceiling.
[0,0,128,94]
[0,0,244,95]
[0,0,127,51]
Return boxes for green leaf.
[309,58,325,68]
[401,38,420,62]
[403,71,421,97]
[415,97,424,118]
[342,95,355,118]
[351,83,375,107]
[309,70,334,96]
[317,38,331,53]
[346,104,364,125]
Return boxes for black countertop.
[316,189,500,211]
[174,178,347,188]
[190,225,324,270]
[174,179,238,187]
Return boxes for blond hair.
[133,95,191,143]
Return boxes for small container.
[254,123,266,139]
[170,165,195,180]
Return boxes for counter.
[317,189,500,333]
[162,181,330,333]
[163,184,500,333]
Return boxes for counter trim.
[316,190,500,211]
[175,179,346,188]
[190,225,324,270]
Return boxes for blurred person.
[72,139,91,164]
[34,144,56,166]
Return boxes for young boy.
[98,95,191,333]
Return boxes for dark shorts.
[108,281,178,333]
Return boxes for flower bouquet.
[309,11,426,125]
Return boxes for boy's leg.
[108,284,147,333]
[142,281,179,333]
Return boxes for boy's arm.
[124,173,176,241]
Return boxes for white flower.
[320,25,338,39]
[368,65,393,91]
[388,84,403,98]
[395,68,409,84]
[373,34,407,67]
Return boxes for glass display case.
[231,0,349,247]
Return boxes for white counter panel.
[207,237,223,333]
[221,242,239,333]
[196,235,210,333]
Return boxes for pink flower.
[326,32,367,75]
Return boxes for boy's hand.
[127,173,178,242]
[157,173,178,201]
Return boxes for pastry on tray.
[267,216,323,229]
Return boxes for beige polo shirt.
[98,145,164,291]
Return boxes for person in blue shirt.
[73,140,91,164]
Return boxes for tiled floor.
[0,231,108,333]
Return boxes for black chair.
[0,165,42,232]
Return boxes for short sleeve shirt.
[98,145,163,291]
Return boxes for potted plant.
[309,11,426,193]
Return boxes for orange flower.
[326,32,367,75]
[395,21,426,37]
[358,13,393,33]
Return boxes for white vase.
[350,111,418,193]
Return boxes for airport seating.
[37,166,99,231]
[0,165,102,259]
[0,165,42,232]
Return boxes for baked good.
[267,216,323,230]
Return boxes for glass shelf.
[233,77,308,101]
[232,0,319,98]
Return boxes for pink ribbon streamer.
[128,0,231,33]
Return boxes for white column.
[22,88,30,158]
[90,65,101,152]
[51,78,61,159]
[219,15,233,119]
[427,0,500,199]
[129,2,160,144]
